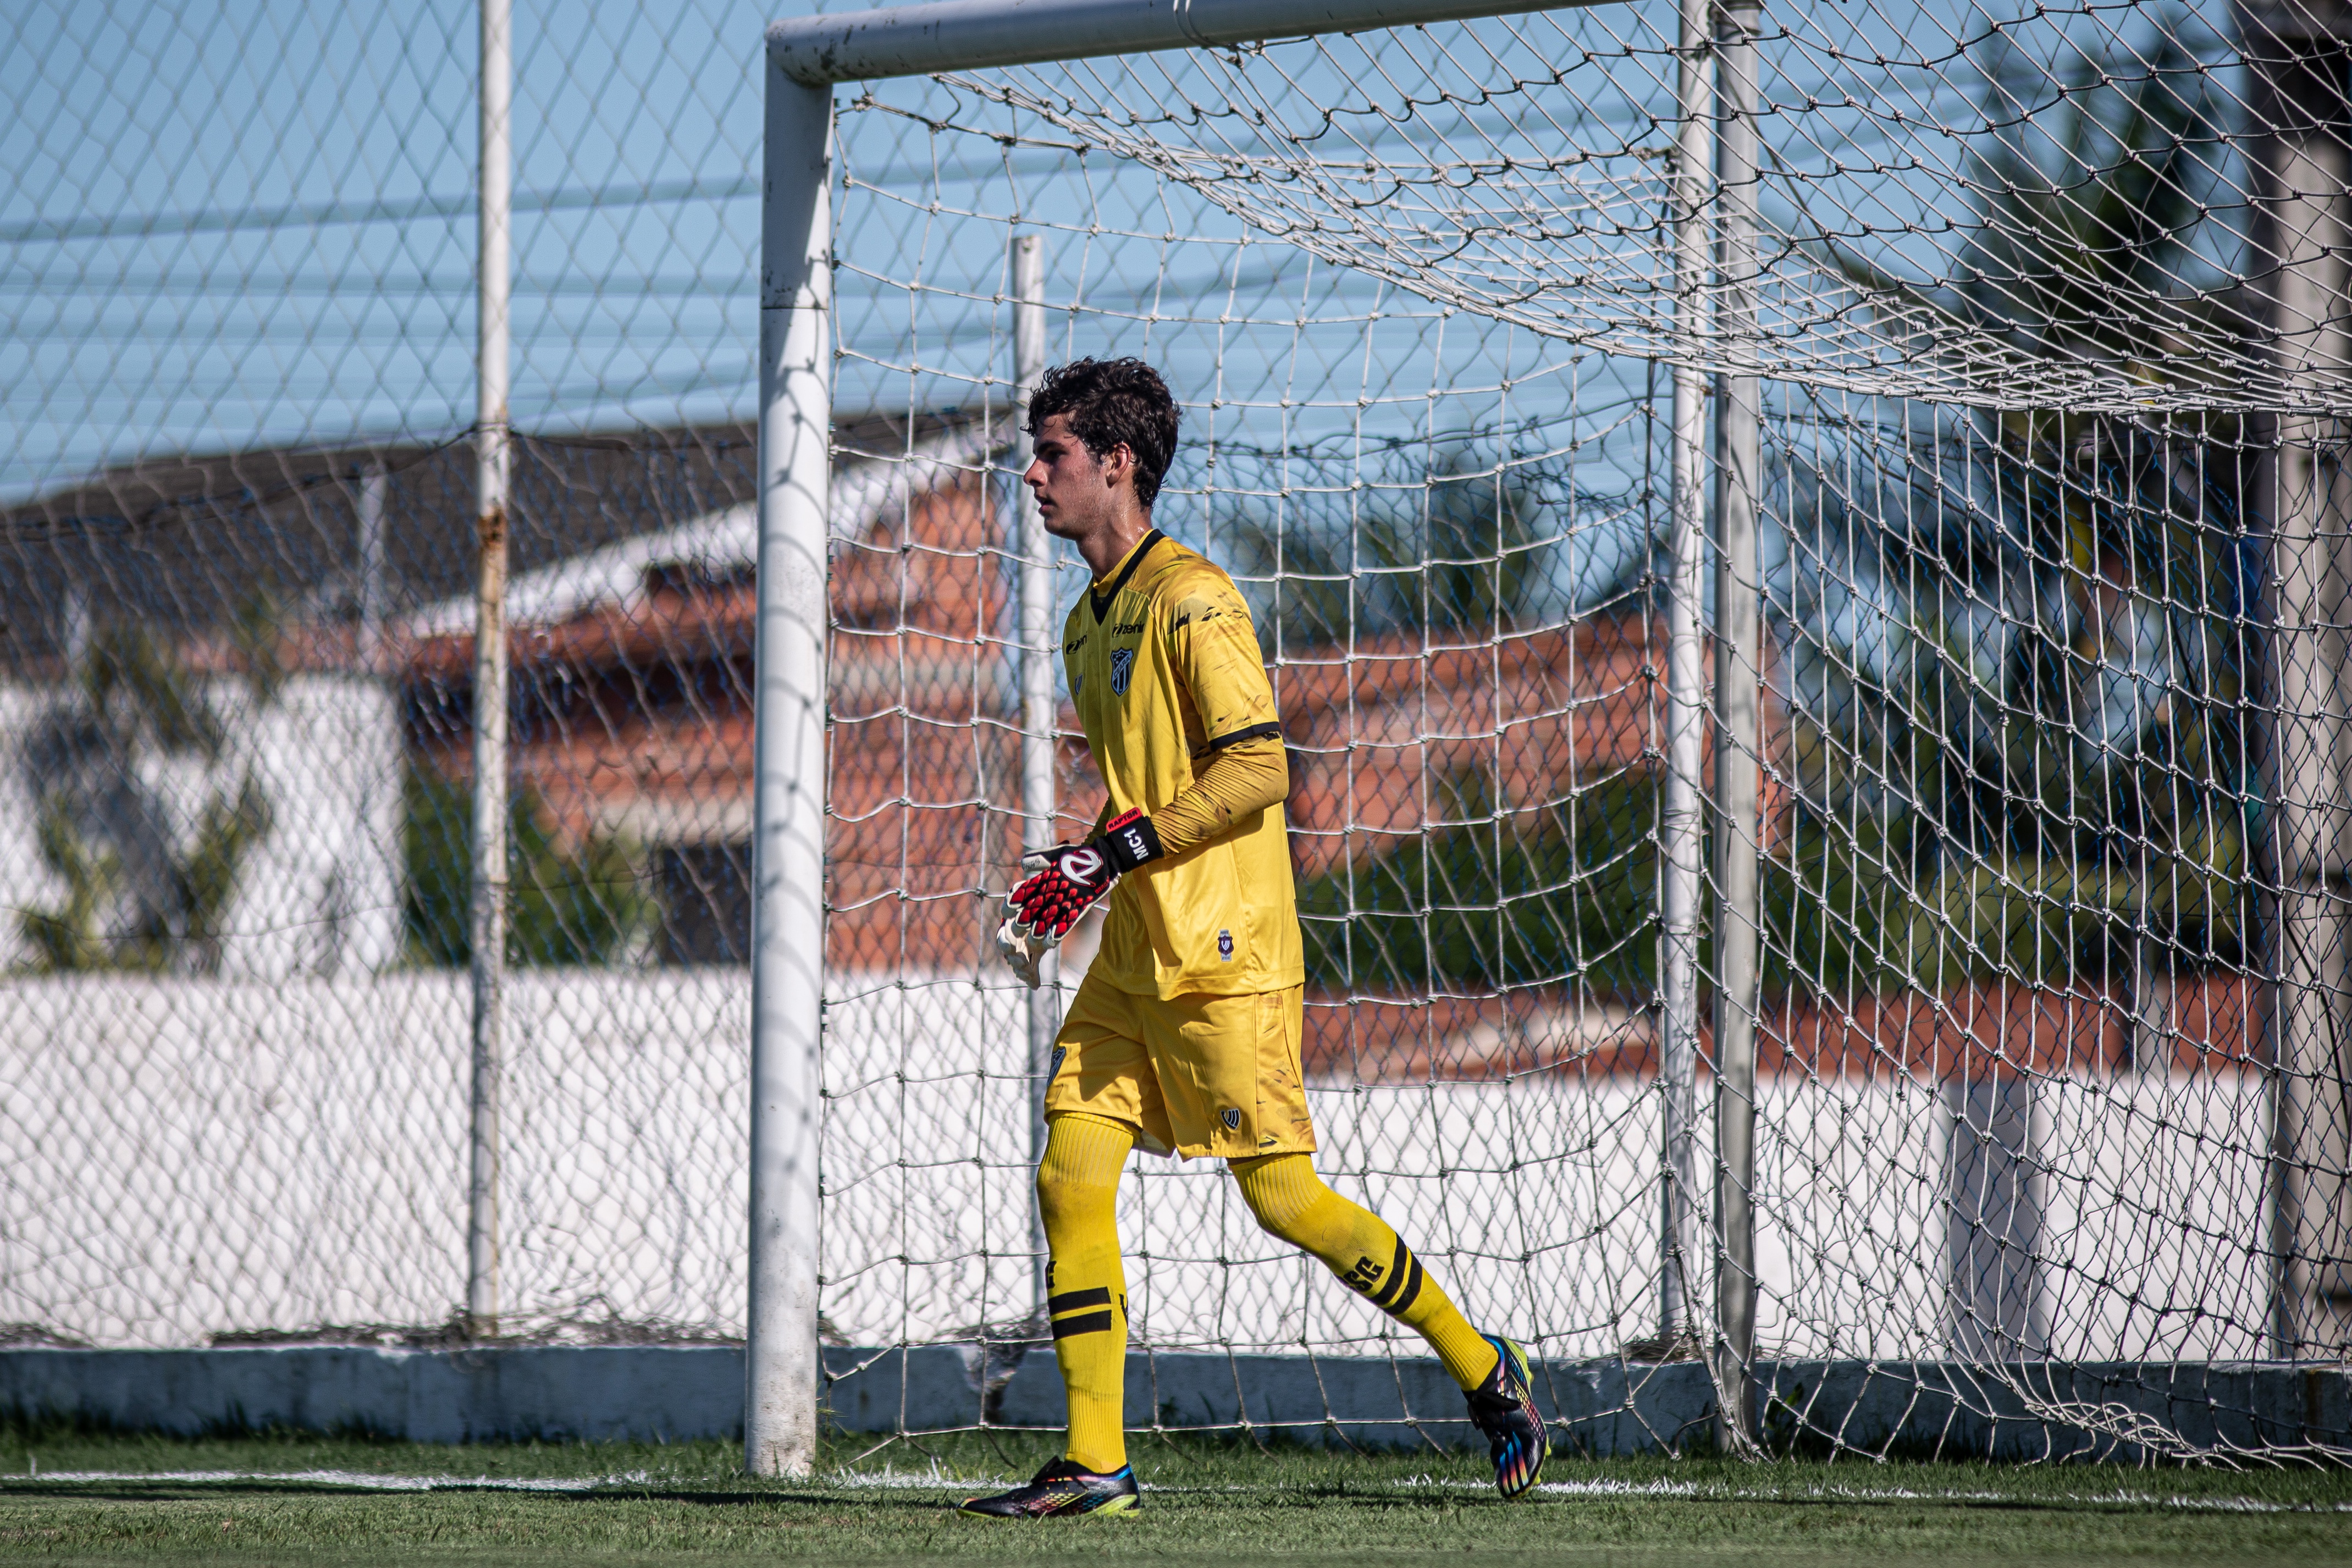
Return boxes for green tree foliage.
[1290,769,2246,998]
[1830,18,2230,392]
[1225,441,1551,649]
[403,772,649,968]
[18,626,273,975]
[1785,20,2256,984]
[20,798,120,973]
[1295,775,1658,996]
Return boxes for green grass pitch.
[0,1424,2345,1565]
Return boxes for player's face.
[1025,412,1133,543]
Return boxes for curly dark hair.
[1027,357,1180,511]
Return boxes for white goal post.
[748,0,1765,1477]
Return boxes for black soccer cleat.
[1464,1333,1548,1499]
[958,1457,1141,1519]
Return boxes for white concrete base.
[1,1346,2343,1461]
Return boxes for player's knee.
[1035,1121,1124,1234]
[1034,1158,1094,1230]
[1231,1153,1319,1243]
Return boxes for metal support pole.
[467,0,513,1341]
[1011,233,1058,1317]
[357,466,388,677]
[747,61,833,1481]
[2240,0,2352,1359]
[1657,0,1714,1353]
[1710,0,1760,1450]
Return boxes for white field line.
[0,1469,647,1492]
[1389,1474,2352,1513]
[829,1464,1007,1489]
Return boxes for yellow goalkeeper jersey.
[1064,530,1302,999]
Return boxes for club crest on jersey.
[1109,647,1136,695]
[1220,1108,1242,1131]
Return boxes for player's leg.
[1187,986,1546,1498]
[1227,1150,1494,1381]
[1228,1151,1546,1496]
[1037,1110,1134,1474]
[961,978,1164,1520]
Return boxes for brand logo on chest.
[1109,647,1136,695]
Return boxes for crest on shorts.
[1109,647,1136,695]
[1218,929,1234,960]
[1220,1107,1242,1131]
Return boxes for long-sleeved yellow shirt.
[1064,529,1302,998]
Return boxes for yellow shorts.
[1044,975,1317,1160]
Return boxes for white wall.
[0,966,2282,1364]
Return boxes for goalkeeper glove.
[996,808,1164,986]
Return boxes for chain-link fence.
[2,0,2347,1461]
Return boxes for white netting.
[1,0,2347,1464]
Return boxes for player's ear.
[1103,441,1136,491]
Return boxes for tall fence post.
[1657,0,1715,1352]
[2240,0,2352,1361]
[357,465,388,677]
[1011,233,1058,1316]
[747,54,833,1480]
[467,0,513,1341]
[1710,0,1761,1449]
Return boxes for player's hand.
[1000,808,1165,965]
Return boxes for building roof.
[403,418,1004,638]
[0,412,1001,677]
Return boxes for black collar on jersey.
[1090,528,1165,623]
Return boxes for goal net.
[0,0,2345,1465]
[809,0,2350,1460]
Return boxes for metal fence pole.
[747,57,833,1481]
[1710,0,1761,1449]
[357,465,388,677]
[1657,0,1715,1353]
[1011,233,1058,1316]
[467,0,513,1341]
[2240,0,2352,1361]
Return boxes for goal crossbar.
[766,0,1605,84]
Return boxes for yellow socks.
[1230,1152,1501,1391]
[1036,1112,1135,1473]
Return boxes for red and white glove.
[996,808,1164,986]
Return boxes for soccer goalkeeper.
[963,357,1547,1520]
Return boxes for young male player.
[964,357,1547,1519]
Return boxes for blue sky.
[1,0,2246,520]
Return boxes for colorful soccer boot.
[1463,1333,1547,1498]
[958,1457,1140,1518]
